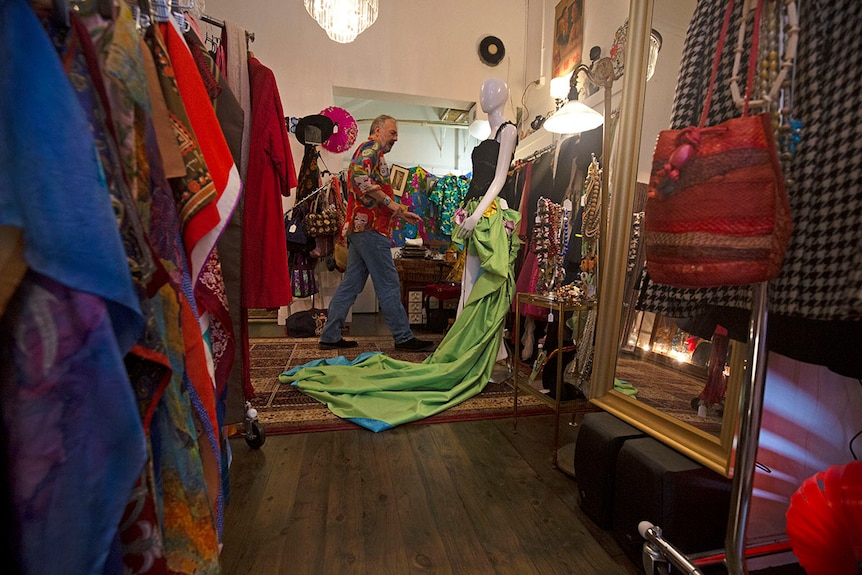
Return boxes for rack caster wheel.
[245,420,266,449]
[243,402,266,449]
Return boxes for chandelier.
[304,0,379,44]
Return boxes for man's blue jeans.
[319,230,415,345]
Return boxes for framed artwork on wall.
[552,0,584,78]
[391,165,409,197]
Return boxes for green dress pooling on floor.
[279,199,521,431]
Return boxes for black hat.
[295,114,335,145]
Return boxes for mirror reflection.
[615,181,732,436]
[591,0,745,476]
[609,0,733,437]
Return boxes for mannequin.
[457,77,518,238]
[456,78,518,362]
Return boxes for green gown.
[279,199,521,431]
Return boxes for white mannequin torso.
[457,78,517,239]
[455,79,518,364]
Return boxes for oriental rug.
[248,336,553,435]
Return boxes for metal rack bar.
[725,282,770,574]
[199,13,255,43]
[284,171,346,217]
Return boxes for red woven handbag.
[643,0,792,288]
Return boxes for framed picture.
[390,165,410,197]
[552,0,584,78]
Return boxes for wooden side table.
[394,258,453,324]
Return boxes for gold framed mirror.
[590,0,741,477]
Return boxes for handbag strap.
[699,0,764,126]
[310,186,329,213]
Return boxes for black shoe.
[394,338,435,352]
[318,338,358,350]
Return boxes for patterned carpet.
[248,335,554,435]
[615,354,723,435]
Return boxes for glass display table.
[512,292,598,468]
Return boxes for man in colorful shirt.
[318,115,435,352]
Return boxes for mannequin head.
[480,77,508,114]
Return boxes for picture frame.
[552,0,584,78]
[390,165,409,197]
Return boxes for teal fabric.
[280,200,521,431]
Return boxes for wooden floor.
[220,414,642,575]
[235,315,805,575]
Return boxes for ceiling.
[333,86,476,131]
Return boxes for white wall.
[198,0,664,178]
[202,0,534,178]
[749,355,862,548]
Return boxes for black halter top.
[465,121,517,203]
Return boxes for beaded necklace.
[729,0,798,111]
[533,197,566,294]
[534,198,551,291]
[729,0,800,172]
[579,155,602,285]
[581,155,601,240]
[555,198,573,287]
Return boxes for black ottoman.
[612,436,732,561]
[574,412,646,528]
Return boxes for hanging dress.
[1,4,147,574]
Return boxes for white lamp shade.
[550,74,572,101]
[542,100,604,134]
[646,29,663,81]
[468,119,491,140]
[304,0,379,44]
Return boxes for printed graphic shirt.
[347,137,397,238]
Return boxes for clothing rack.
[130,0,192,30]
[517,142,556,164]
[285,171,346,216]
[200,13,255,43]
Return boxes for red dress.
[242,56,298,308]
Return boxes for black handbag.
[285,308,328,338]
[284,206,314,253]
[289,251,318,299]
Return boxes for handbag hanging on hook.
[305,186,339,238]
[643,0,792,289]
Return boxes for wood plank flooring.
[220,414,640,575]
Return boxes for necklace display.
[579,155,601,288]
[534,198,564,293]
[730,0,800,178]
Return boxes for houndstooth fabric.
[638,0,862,323]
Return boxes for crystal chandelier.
[304,0,379,44]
